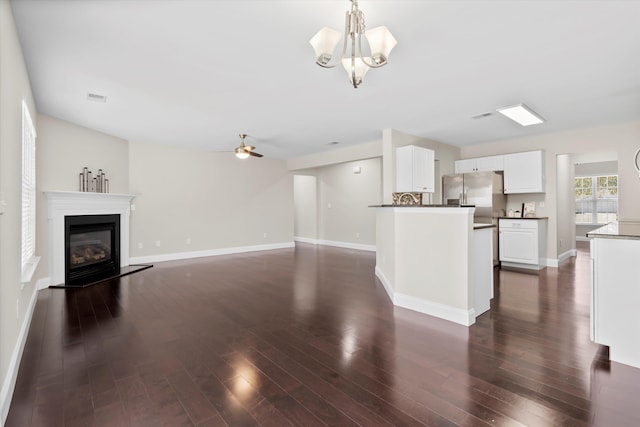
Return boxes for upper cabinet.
[454,155,504,173]
[503,150,545,194]
[396,145,435,193]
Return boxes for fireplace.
[46,191,136,287]
[65,214,120,286]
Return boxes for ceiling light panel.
[496,104,544,126]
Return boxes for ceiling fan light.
[364,26,397,65]
[310,27,342,65]
[341,57,371,86]
[235,148,250,159]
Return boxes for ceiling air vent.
[471,112,493,120]
[87,93,107,103]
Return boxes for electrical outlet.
[539,201,545,208]
[138,242,143,249]
[155,240,161,247]
[356,232,360,238]
[263,233,267,238]
[130,204,136,211]
[327,202,332,209]
[186,237,191,245]
[560,239,563,248]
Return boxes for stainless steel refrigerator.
[442,171,506,264]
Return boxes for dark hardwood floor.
[6,241,640,426]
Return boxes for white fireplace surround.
[45,191,135,286]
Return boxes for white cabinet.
[590,236,640,368]
[499,218,547,270]
[454,155,504,173]
[503,150,545,193]
[396,145,435,193]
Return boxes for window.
[575,174,618,225]
[21,100,38,282]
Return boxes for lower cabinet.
[499,218,547,270]
[590,236,640,368]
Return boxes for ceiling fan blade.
[249,151,263,158]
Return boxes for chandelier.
[309,0,397,88]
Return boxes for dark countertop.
[498,216,549,220]
[587,222,640,240]
[370,204,476,208]
[473,224,496,230]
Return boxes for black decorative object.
[79,167,110,193]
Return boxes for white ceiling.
[10,0,640,159]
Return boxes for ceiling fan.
[235,133,263,159]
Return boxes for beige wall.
[128,141,293,257]
[315,158,381,246]
[461,120,640,259]
[0,1,38,420]
[36,115,130,277]
[293,175,318,240]
[287,140,382,171]
[382,129,461,204]
[556,154,575,256]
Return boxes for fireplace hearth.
[65,214,120,287]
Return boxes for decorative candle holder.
[78,167,110,193]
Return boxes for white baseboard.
[374,266,395,302]
[293,236,319,245]
[544,249,578,268]
[1,282,42,424]
[316,239,376,252]
[374,266,475,326]
[502,261,546,270]
[129,242,295,264]
[294,237,376,252]
[37,277,51,290]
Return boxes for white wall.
[128,141,294,258]
[0,1,39,422]
[461,120,640,260]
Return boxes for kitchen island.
[373,205,494,326]
[587,222,640,369]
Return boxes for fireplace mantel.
[45,191,135,286]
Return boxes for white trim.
[20,255,40,284]
[316,239,376,252]
[576,236,590,242]
[1,286,40,425]
[543,249,578,268]
[375,267,476,326]
[558,249,577,264]
[130,242,295,264]
[394,292,476,326]
[501,261,546,270]
[294,237,376,252]
[37,277,52,290]
[293,236,319,245]
[45,191,135,286]
[374,266,395,302]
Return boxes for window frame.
[575,174,618,226]
[21,100,39,283]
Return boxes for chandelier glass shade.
[310,0,397,88]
